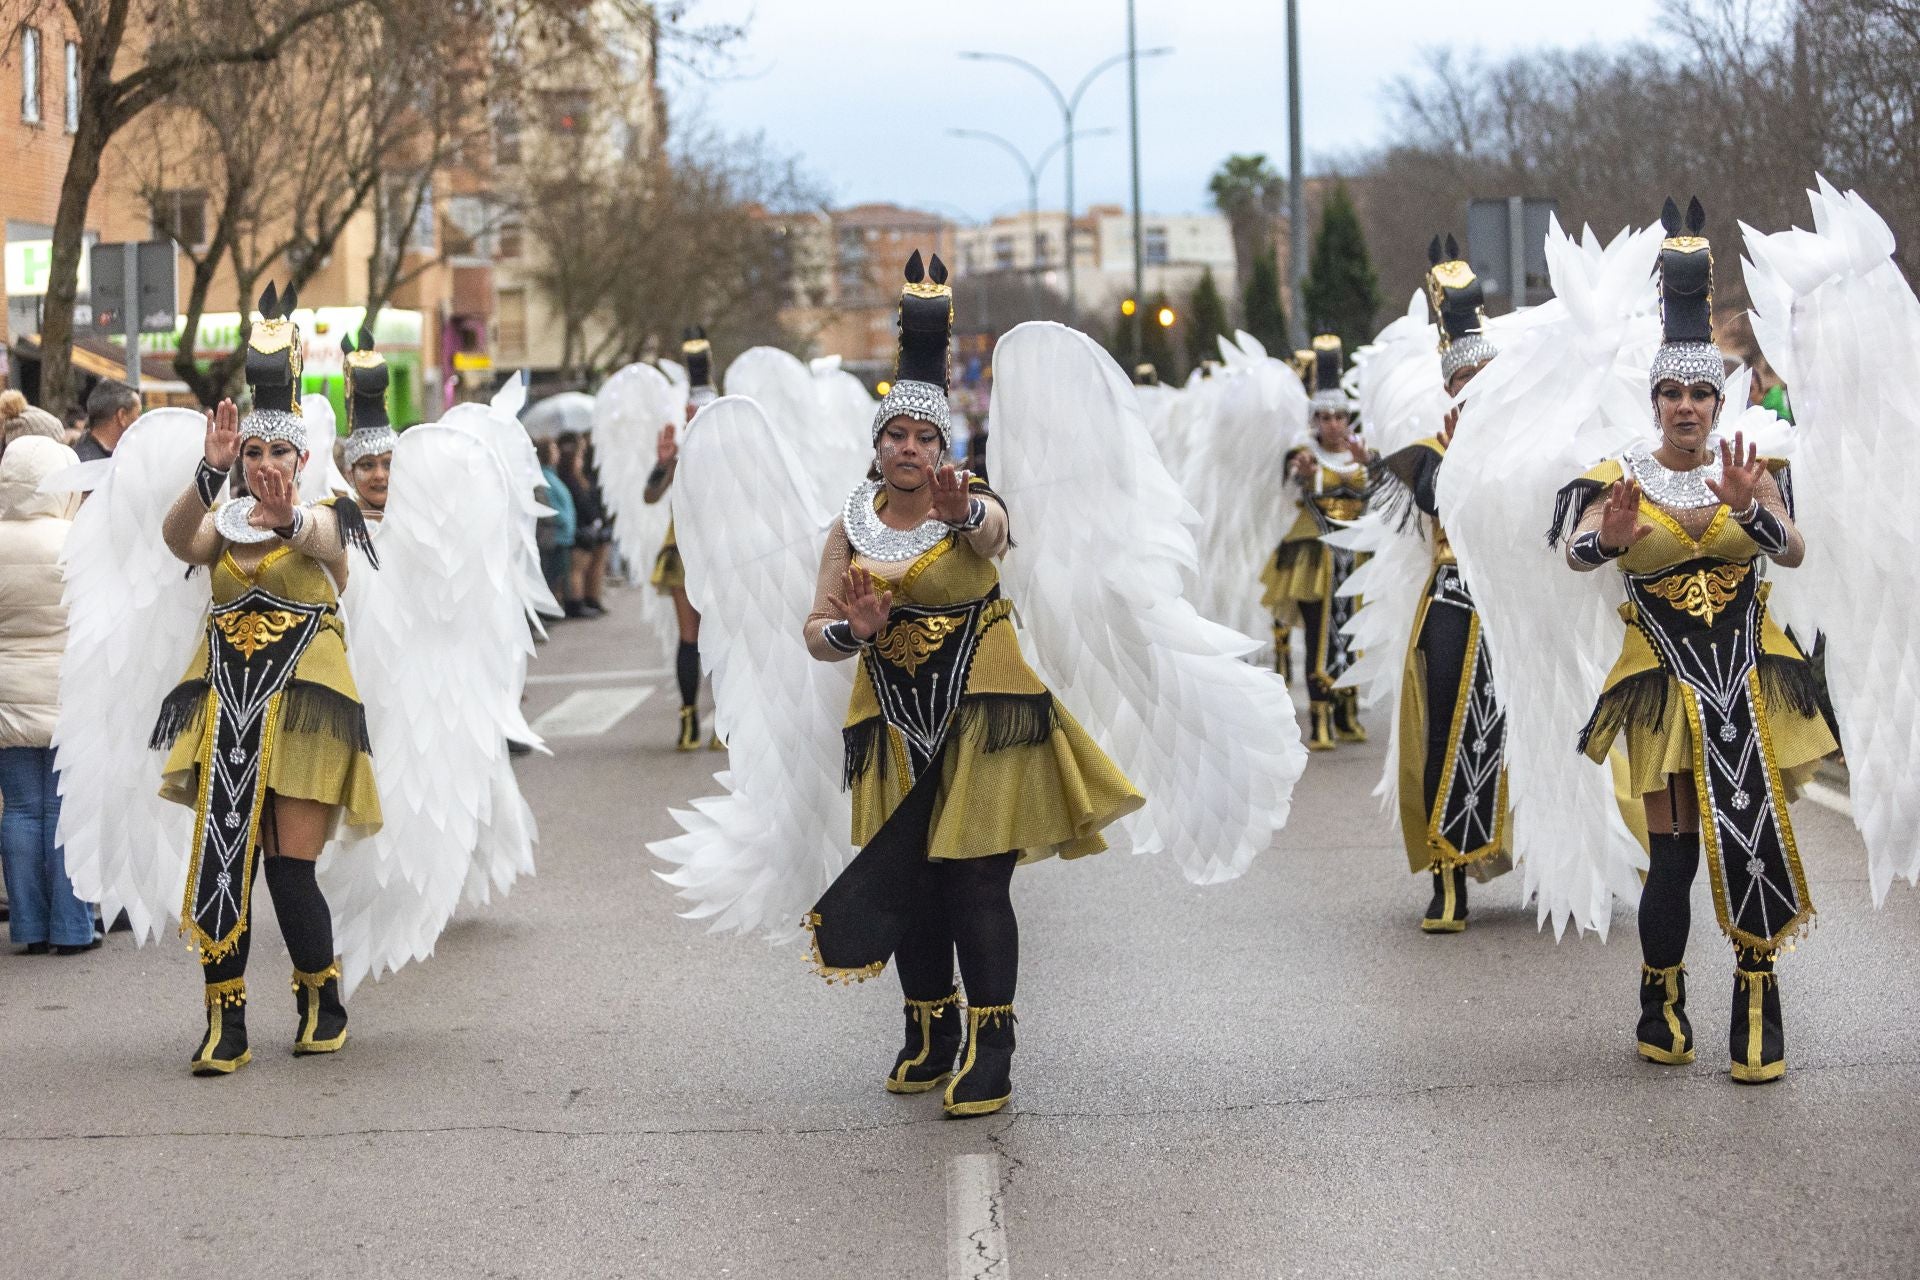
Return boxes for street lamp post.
[948,127,1114,315]
[1285,0,1307,348]
[959,46,1172,329]
[1127,0,1145,363]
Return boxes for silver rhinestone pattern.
[342,426,399,468]
[1648,341,1726,393]
[1625,443,1723,510]
[214,498,279,544]
[871,380,952,445]
[841,480,952,563]
[239,408,305,448]
[1440,334,1498,380]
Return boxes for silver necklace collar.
[1625,441,1723,510]
[842,479,950,563]
[215,497,279,544]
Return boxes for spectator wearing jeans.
[0,435,96,954]
[73,380,140,462]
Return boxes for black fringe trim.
[1758,653,1821,722]
[1365,466,1422,535]
[149,680,210,750]
[840,693,1060,791]
[1548,479,1605,548]
[1575,670,1668,755]
[281,681,372,753]
[329,497,379,569]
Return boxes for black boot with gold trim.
[192,977,251,1076]
[676,705,701,752]
[887,991,961,1094]
[1729,948,1784,1084]
[1333,687,1368,743]
[292,963,349,1055]
[1636,963,1695,1064]
[944,1005,1015,1118]
[1420,864,1469,933]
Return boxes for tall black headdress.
[1427,234,1498,381]
[242,282,305,446]
[871,250,954,445]
[682,326,716,408]
[341,329,398,467]
[1649,196,1724,394]
[1307,333,1351,413]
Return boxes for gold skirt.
[1264,540,1330,611]
[651,542,685,594]
[161,719,382,839]
[850,698,1144,864]
[1585,675,1836,798]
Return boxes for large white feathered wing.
[810,358,879,505]
[593,361,681,660]
[992,322,1306,884]
[298,394,351,502]
[441,375,560,628]
[1183,350,1300,639]
[321,425,539,994]
[726,346,847,521]
[648,395,853,938]
[1352,292,1448,457]
[1438,219,1664,938]
[1744,179,1920,902]
[52,409,208,943]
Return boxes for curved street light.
[958,46,1173,326]
[947,126,1114,306]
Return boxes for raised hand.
[1599,478,1653,552]
[204,399,240,470]
[931,464,973,524]
[1289,450,1316,481]
[831,567,893,642]
[1705,430,1766,513]
[656,422,678,466]
[248,463,298,532]
[1345,438,1370,467]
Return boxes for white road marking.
[524,667,670,687]
[1801,779,1852,818]
[946,1153,1010,1280]
[529,686,656,738]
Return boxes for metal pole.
[1286,0,1307,347]
[1127,0,1144,361]
[1063,104,1077,328]
[1028,169,1041,315]
[122,242,141,390]
[1507,195,1527,311]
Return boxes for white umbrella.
[520,391,596,439]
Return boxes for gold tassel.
[290,960,342,992]
[799,913,886,985]
[204,977,247,1008]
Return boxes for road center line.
[946,1153,1010,1280]
[1801,779,1852,818]
[524,667,670,687]
[529,685,656,738]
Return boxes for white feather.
[440,380,560,631]
[593,361,684,661]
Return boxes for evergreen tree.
[1302,182,1382,350]
[1241,249,1290,355]
[1184,268,1230,371]
[1139,292,1181,384]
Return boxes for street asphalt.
[3,587,1917,1279]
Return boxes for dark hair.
[555,431,580,452]
[85,380,140,427]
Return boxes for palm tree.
[1207,153,1286,302]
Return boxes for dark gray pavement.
[3,589,1917,1279]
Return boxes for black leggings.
[1639,832,1700,969]
[1298,598,1330,698]
[1418,602,1472,817]
[894,852,1019,1008]
[676,642,701,708]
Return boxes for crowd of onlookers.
[0,383,138,954]
[537,430,616,620]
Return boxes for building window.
[382,175,435,256]
[152,189,208,249]
[1034,233,1051,265]
[992,235,1014,271]
[20,27,41,124]
[496,286,527,361]
[62,40,76,133]
[1144,226,1169,265]
[496,219,522,261]
[494,103,521,165]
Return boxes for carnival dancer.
[1267,335,1374,748]
[155,285,381,1074]
[1341,240,1512,932]
[645,330,719,751]
[340,331,400,520]
[652,252,1306,1119]
[1554,200,1833,1082]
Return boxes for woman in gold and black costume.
[153,285,381,1075]
[802,253,1142,1118]
[1557,200,1835,1084]
[644,328,719,750]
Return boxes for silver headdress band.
[1309,388,1354,416]
[1649,341,1726,394]
[871,379,952,447]
[1440,333,1499,381]
[239,408,307,450]
[342,425,399,468]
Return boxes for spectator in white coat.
[0,434,96,954]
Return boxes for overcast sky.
[678,0,1666,223]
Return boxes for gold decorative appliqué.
[1645,562,1748,626]
[214,609,303,658]
[873,614,965,676]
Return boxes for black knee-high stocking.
[676,641,701,708]
[894,860,956,1000]
[1639,831,1701,969]
[942,853,1019,1008]
[264,856,336,974]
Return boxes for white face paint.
[875,415,945,491]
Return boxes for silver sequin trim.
[1624,443,1723,510]
[342,427,398,468]
[1309,389,1354,414]
[240,408,305,447]
[1648,341,1726,393]
[1440,334,1498,380]
[872,380,952,445]
[214,498,279,544]
[841,480,951,562]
